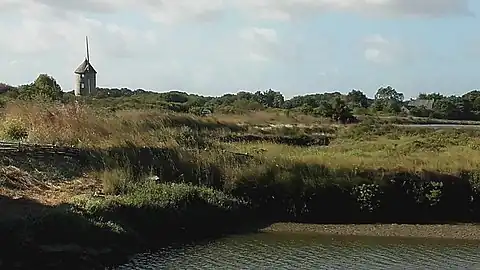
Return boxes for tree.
[433,96,473,120]
[0,83,11,93]
[373,86,404,113]
[0,83,18,98]
[473,97,480,112]
[374,86,404,102]
[346,89,369,108]
[418,92,445,100]
[17,74,63,101]
[163,91,189,103]
[331,98,355,123]
[315,98,354,123]
[255,89,284,108]
[462,90,480,112]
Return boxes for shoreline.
[261,223,480,240]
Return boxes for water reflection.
[117,232,480,270]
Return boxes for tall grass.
[3,100,480,268]
[0,101,245,148]
[2,100,480,224]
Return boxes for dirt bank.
[261,223,480,240]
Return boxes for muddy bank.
[261,223,480,240]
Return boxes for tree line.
[1,74,480,122]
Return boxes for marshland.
[1,76,480,269]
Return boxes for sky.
[0,0,479,99]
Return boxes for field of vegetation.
[3,73,480,123]
[1,75,480,269]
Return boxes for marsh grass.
[4,101,480,269]
[211,109,328,126]
[100,168,135,195]
[0,101,245,148]
[3,101,480,190]
[226,133,480,173]
[2,100,480,225]
[70,182,252,248]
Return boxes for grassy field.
[228,131,480,172]
[1,101,480,268]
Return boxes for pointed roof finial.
[75,36,97,74]
[86,36,90,63]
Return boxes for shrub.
[100,168,136,195]
[0,118,28,140]
[72,182,251,240]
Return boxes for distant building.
[402,99,435,114]
[74,36,97,96]
[407,99,435,110]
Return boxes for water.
[116,232,480,269]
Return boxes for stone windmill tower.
[74,36,97,96]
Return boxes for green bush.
[100,168,136,195]
[72,182,251,242]
[0,118,28,140]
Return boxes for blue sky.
[0,0,478,99]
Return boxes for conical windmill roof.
[74,58,97,74]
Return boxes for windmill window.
[81,74,85,78]
[80,83,84,88]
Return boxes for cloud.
[239,27,279,62]
[1,0,228,24]
[235,0,473,21]
[142,0,226,24]
[362,34,403,64]
[0,2,157,58]
[0,0,473,57]
[1,0,473,25]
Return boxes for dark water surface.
[116,232,480,269]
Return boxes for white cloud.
[0,0,472,57]
[239,27,279,62]
[0,2,157,58]
[239,27,278,43]
[2,0,472,24]
[2,0,227,24]
[144,0,226,24]
[362,34,401,64]
[239,0,472,21]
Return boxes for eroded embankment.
[261,223,480,240]
[2,141,480,269]
[0,145,258,269]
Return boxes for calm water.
[116,232,480,269]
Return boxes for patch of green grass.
[99,168,135,195]
[0,118,28,141]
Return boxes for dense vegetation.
[2,74,480,123]
[1,74,480,268]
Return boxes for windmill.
[74,36,97,96]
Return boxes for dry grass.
[211,109,328,126]
[225,133,480,173]
[100,168,133,195]
[0,102,242,149]
[2,100,480,199]
[2,101,480,176]
[0,102,329,148]
[0,102,117,147]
